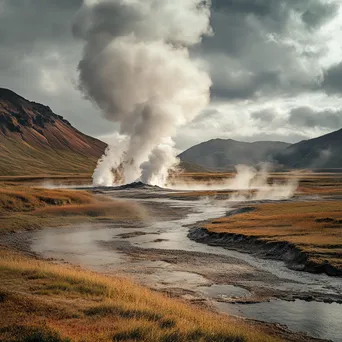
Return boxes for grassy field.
[0,174,92,185]
[204,201,342,270]
[174,171,342,196]
[0,184,146,234]
[0,250,280,342]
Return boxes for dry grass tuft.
[0,186,147,233]
[0,187,93,214]
[0,250,279,342]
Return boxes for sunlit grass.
[0,250,280,342]
[205,201,342,269]
[0,186,147,233]
[0,187,93,213]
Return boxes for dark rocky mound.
[112,181,163,191]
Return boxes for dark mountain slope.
[274,128,342,169]
[179,139,290,171]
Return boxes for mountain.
[274,128,342,169]
[0,88,106,176]
[179,139,290,171]
[178,160,209,173]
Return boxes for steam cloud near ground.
[170,164,298,201]
[74,0,212,187]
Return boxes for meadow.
[0,182,147,234]
[204,201,342,270]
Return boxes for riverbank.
[189,201,342,277]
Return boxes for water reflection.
[216,299,342,342]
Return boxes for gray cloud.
[0,0,81,46]
[323,62,342,94]
[0,0,117,136]
[200,0,339,100]
[0,0,341,146]
[213,0,338,32]
[289,106,342,129]
[251,109,276,123]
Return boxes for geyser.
[73,0,212,187]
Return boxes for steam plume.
[170,164,298,201]
[73,0,212,186]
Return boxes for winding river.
[10,187,342,342]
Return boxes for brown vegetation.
[0,185,146,233]
[0,174,92,185]
[204,201,342,270]
[0,250,279,342]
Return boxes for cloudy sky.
[1,0,342,151]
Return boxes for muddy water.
[27,192,342,341]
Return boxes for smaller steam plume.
[170,164,298,201]
[73,0,212,187]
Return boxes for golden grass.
[0,174,93,189]
[0,250,280,342]
[0,174,92,182]
[0,187,94,213]
[0,186,147,233]
[205,201,342,269]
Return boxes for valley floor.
[0,173,341,341]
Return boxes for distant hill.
[179,139,290,171]
[274,128,342,169]
[0,88,106,176]
[178,160,209,173]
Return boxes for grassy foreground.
[0,184,281,341]
[205,201,342,270]
[0,250,279,342]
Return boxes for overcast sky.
[1,0,342,151]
